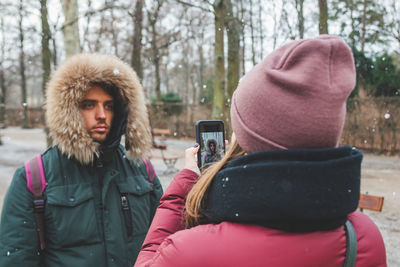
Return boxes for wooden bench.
[152,128,179,174]
[358,193,384,212]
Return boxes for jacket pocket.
[45,183,101,247]
[117,176,153,238]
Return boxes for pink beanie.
[230,35,356,153]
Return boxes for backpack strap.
[143,159,156,184]
[344,220,357,267]
[24,154,47,251]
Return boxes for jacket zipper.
[120,194,133,237]
[97,158,109,266]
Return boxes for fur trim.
[45,53,152,165]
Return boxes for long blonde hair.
[185,138,245,227]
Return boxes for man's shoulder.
[41,146,78,166]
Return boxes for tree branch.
[173,0,212,13]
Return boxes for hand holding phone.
[195,120,225,169]
[184,145,200,175]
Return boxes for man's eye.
[80,103,94,109]
[105,103,114,110]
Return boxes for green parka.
[0,54,163,266]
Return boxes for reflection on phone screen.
[200,132,224,167]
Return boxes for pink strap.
[144,159,156,182]
[24,161,33,193]
[36,154,47,192]
[25,154,47,193]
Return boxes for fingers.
[185,144,199,156]
[184,144,200,175]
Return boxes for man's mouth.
[93,125,108,133]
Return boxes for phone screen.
[195,120,225,169]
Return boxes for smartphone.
[195,120,225,169]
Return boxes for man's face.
[79,85,114,143]
[210,143,215,152]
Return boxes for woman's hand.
[184,144,200,175]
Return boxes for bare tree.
[94,5,106,51]
[269,0,285,49]
[40,0,52,144]
[295,0,305,38]
[107,0,119,57]
[61,0,80,57]
[82,0,92,51]
[18,0,28,128]
[318,0,329,34]
[51,16,60,66]
[386,0,400,52]
[257,0,264,59]
[212,0,225,120]
[331,0,385,52]
[197,24,206,104]
[0,17,6,127]
[148,0,164,101]
[238,0,246,75]
[225,0,240,101]
[131,0,144,80]
[359,0,385,52]
[40,0,51,96]
[249,0,256,65]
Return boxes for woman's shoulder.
[347,211,386,264]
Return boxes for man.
[0,54,163,266]
[202,138,222,165]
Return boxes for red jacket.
[135,169,386,267]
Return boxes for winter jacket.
[135,147,386,267]
[0,54,163,267]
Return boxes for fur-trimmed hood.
[205,138,220,154]
[45,53,152,165]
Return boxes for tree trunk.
[0,18,6,127]
[249,0,256,66]
[40,0,52,145]
[296,0,305,38]
[61,0,80,57]
[83,0,92,51]
[271,0,280,49]
[225,0,240,135]
[318,0,329,34]
[258,0,264,59]
[212,0,225,120]
[51,22,58,66]
[360,0,367,52]
[239,0,245,75]
[148,1,163,101]
[197,40,204,104]
[19,0,29,128]
[225,0,240,101]
[94,6,106,52]
[40,0,51,97]
[109,1,119,57]
[131,0,144,80]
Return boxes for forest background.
[0,0,399,154]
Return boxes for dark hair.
[90,82,122,107]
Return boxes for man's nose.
[96,105,106,120]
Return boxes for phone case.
[195,120,225,169]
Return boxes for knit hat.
[230,35,355,153]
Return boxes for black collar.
[202,146,362,232]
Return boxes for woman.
[134,35,386,267]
